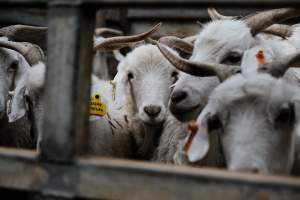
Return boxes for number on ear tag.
[90,93,107,116]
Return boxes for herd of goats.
[1,7,300,177]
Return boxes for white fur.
[170,19,299,122]
[0,45,35,148]
[186,74,300,174]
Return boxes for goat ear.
[186,106,212,162]
[6,59,29,123]
[6,86,28,123]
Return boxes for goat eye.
[127,72,134,80]
[222,52,242,65]
[207,114,222,132]
[7,61,18,73]
[275,103,295,124]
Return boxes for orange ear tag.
[183,122,199,153]
[256,50,266,64]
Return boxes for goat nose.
[171,91,187,104]
[144,105,161,117]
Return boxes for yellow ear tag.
[90,93,107,116]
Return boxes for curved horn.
[156,42,240,81]
[94,27,123,37]
[113,49,125,62]
[245,8,300,36]
[208,8,236,21]
[159,36,193,54]
[183,35,198,44]
[0,40,45,65]
[94,23,162,52]
[0,25,47,50]
[262,24,293,38]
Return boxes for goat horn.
[159,36,193,54]
[208,8,236,21]
[94,22,162,52]
[245,8,300,36]
[0,40,45,65]
[156,42,240,81]
[262,24,293,38]
[94,28,123,37]
[183,35,198,44]
[0,25,47,50]
[113,49,125,62]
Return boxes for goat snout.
[171,90,187,104]
[144,105,161,117]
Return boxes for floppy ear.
[186,105,213,162]
[6,58,29,123]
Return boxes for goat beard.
[124,78,163,159]
[135,120,163,160]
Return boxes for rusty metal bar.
[0,0,300,8]
[0,0,46,8]
[0,148,300,199]
[49,0,300,8]
[40,5,95,163]
[0,8,46,26]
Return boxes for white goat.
[172,39,300,174]
[83,43,180,159]
[0,31,44,148]
[182,73,300,175]
[105,43,179,159]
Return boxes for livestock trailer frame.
[0,0,300,199]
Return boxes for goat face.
[169,20,255,121]
[0,48,29,120]
[115,44,178,125]
[170,73,219,122]
[187,74,299,174]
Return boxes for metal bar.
[0,8,46,26]
[0,148,300,199]
[127,8,265,19]
[0,0,46,8]
[50,0,300,8]
[1,0,300,8]
[40,5,95,163]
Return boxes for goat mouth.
[142,117,164,126]
[169,103,201,115]
[142,118,164,126]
